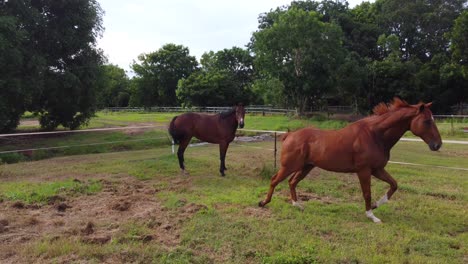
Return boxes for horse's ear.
[425,102,433,108]
[418,104,425,113]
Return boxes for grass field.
[0,112,467,263]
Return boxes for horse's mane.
[372,98,411,116]
[219,108,236,119]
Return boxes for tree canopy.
[1,0,467,131]
[0,0,105,131]
[176,47,254,107]
[251,6,346,113]
[131,44,198,107]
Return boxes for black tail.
[168,116,183,144]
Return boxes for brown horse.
[168,104,245,176]
[259,98,442,223]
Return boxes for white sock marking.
[292,201,304,210]
[376,194,388,207]
[366,210,382,223]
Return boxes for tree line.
[1,0,467,132]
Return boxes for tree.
[200,47,254,91]
[131,44,198,107]
[335,52,368,112]
[374,0,465,62]
[177,47,254,107]
[96,64,130,108]
[177,70,240,107]
[251,7,346,114]
[439,63,468,114]
[450,10,468,78]
[0,13,31,132]
[445,10,468,113]
[250,75,284,106]
[0,0,105,131]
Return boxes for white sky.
[97,0,373,76]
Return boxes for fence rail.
[103,106,358,115]
[103,106,297,114]
[103,106,468,117]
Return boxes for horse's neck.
[219,112,238,134]
[372,109,415,150]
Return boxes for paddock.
[0,113,466,263]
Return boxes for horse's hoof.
[292,201,304,211]
[181,170,190,176]
[366,210,382,223]
[258,201,265,207]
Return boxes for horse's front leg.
[219,142,229,176]
[357,169,381,223]
[371,168,398,209]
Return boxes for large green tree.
[374,0,465,62]
[177,47,254,107]
[450,10,468,78]
[0,0,105,131]
[96,64,130,108]
[0,13,31,132]
[251,7,346,114]
[131,44,198,107]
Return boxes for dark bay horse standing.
[168,104,245,176]
[259,98,442,223]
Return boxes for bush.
[0,153,26,164]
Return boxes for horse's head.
[235,104,245,128]
[409,102,442,151]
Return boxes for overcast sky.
[97,0,373,76]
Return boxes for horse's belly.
[312,158,356,173]
[308,145,357,172]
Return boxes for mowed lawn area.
[0,112,466,263]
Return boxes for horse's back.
[281,125,376,172]
[172,112,230,143]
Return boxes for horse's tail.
[168,116,182,144]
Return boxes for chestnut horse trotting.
[259,98,442,223]
[168,104,245,176]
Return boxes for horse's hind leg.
[177,138,191,175]
[371,168,398,209]
[258,167,295,207]
[288,164,314,209]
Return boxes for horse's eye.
[424,119,432,126]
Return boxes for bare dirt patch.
[0,175,206,263]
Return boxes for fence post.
[274,132,277,169]
[451,115,454,135]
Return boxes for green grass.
[0,129,172,164]
[2,111,466,262]
[1,140,465,263]
[0,178,102,204]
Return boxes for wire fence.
[0,126,467,172]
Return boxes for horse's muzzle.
[429,141,442,151]
[239,122,244,128]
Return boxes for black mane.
[219,108,236,119]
